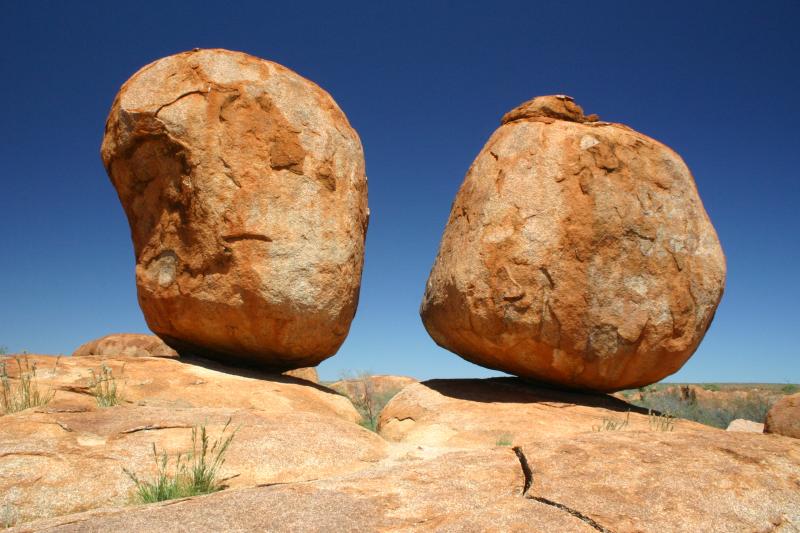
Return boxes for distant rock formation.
[765,392,800,438]
[101,49,368,370]
[72,333,178,358]
[421,95,726,392]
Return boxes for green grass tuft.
[1,357,56,414]
[88,364,124,407]
[124,420,238,504]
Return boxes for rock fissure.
[529,495,615,533]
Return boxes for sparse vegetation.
[340,372,402,432]
[88,364,124,407]
[781,384,798,394]
[648,409,675,431]
[124,420,237,504]
[702,383,720,392]
[593,411,630,432]
[1,357,56,414]
[627,386,778,429]
[495,433,513,446]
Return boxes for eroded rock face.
[102,49,368,369]
[421,95,726,392]
[72,333,179,358]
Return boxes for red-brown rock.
[72,333,178,358]
[421,95,726,392]
[765,392,800,439]
[101,49,368,370]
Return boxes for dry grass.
[88,364,124,407]
[0,356,57,414]
[124,420,237,504]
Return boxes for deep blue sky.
[1,1,798,383]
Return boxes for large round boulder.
[765,393,800,439]
[102,49,368,369]
[421,95,725,392]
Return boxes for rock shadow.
[422,377,649,415]
[177,353,336,395]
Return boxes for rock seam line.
[513,446,615,533]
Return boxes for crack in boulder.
[513,446,615,533]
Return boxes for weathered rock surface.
[8,449,597,532]
[283,366,319,383]
[0,355,384,525]
[765,393,800,439]
[12,401,800,533]
[520,431,800,533]
[421,95,726,392]
[726,418,765,433]
[378,378,711,448]
[101,48,369,369]
[72,333,179,358]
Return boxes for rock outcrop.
[726,418,765,433]
[9,376,800,533]
[72,333,178,358]
[765,392,800,439]
[101,49,369,370]
[421,95,726,392]
[378,378,710,448]
[0,355,384,524]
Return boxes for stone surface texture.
[726,418,765,433]
[72,333,179,358]
[421,95,726,392]
[0,355,384,524]
[101,48,369,369]
[378,378,711,448]
[765,393,800,439]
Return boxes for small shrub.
[88,364,124,407]
[781,384,798,394]
[702,384,720,392]
[1,357,56,414]
[593,411,630,432]
[124,420,237,504]
[495,433,513,446]
[648,409,675,431]
[341,372,400,432]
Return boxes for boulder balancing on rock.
[72,333,179,358]
[421,95,725,392]
[101,49,369,369]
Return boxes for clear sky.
[1,1,798,383]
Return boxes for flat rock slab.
[379,378,711,448]
[0,355,356,421]
[9,449,597,532]
[520,431,800,532]
[0,355,385,524]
